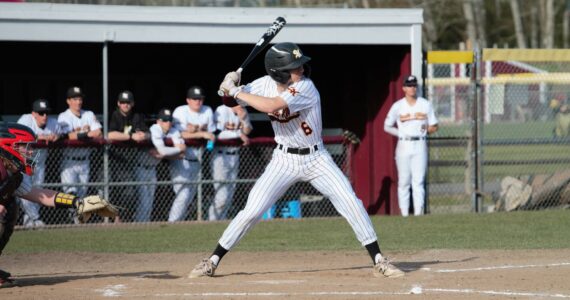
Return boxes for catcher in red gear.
[0,122,118,288]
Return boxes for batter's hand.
[224,71,241,85]
[220,79,242,98]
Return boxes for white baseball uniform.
[169,105,215,222]
[384,96,438,216]
[57,109,102,197]
[209,105,251,221]
[149,124,185,222]
[218,75,378,250]
[17,114,60,225]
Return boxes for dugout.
[0,3,423,215]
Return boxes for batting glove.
[224,71,241,85]
[220,78,242,98]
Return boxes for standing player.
[384,75,439,216]
[209,105,252,221]
[170,86,215,222]
[0,122,117,287]
[16,99,60,227]
[58,86,102,223]
[189,42,404,278]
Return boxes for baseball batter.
[209,105,252,221]
[189,42,404,278]
[384,75,438,216]
[170,87,215,222]
[57,87,102,202]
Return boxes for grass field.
[6,209,570,254]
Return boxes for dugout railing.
[19,136,349,227]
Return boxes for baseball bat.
[217,16,287,97]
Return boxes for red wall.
[341,47,411,215]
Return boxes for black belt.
[68,157,88,161]
[399,136,426,141]
[184,158,198,162]
[277,144,318,155]
[217,150,238,155]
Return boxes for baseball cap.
[403,75,418,87]
[157,108,173,122]
[32,99,51,113]
[118,90,134,103]
[187,86,205,99]
[66,86,85,98]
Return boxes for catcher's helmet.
[0,122,37,175]
[265,42,311,84]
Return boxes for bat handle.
[217,68,244,97]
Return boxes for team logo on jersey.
[268,107,300,123]
[288,87,299,96]
[414,112,427,120]
[293,49,302,59]
[399,113,413,122]
[224,122,241,130]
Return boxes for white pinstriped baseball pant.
[395,139,428,216]
[218,144,378,250]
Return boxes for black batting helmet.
[0,122,37,176]
[265,42,311,84]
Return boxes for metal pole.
[422,50,430,215]
[472,47,483,212]
[197,150,203,221]
[102,41,110,209]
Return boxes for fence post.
[102,41,110,217]
[196,148,203,221]
[471,48,484,212]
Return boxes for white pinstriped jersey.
[172,105,215,160]
[57,109,102,158]
[17,114,60,166]
[384,97,438,138]
[242,75,321,148]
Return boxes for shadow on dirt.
[9,271,178,287]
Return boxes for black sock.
[365,241,382,264]
[211,244,228,264]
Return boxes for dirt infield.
[1,249,570,299]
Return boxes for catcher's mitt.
[75,195,119,223]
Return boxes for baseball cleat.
[373,257,405,278]
[188,258,217,278]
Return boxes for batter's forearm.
[236,93,287,113]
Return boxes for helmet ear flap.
[303,63,311,78]
[268,68,291,84]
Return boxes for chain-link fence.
[18,137,348,227]
[425,51,475,214]
[481,49,570,212]
[426,49,570,214]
